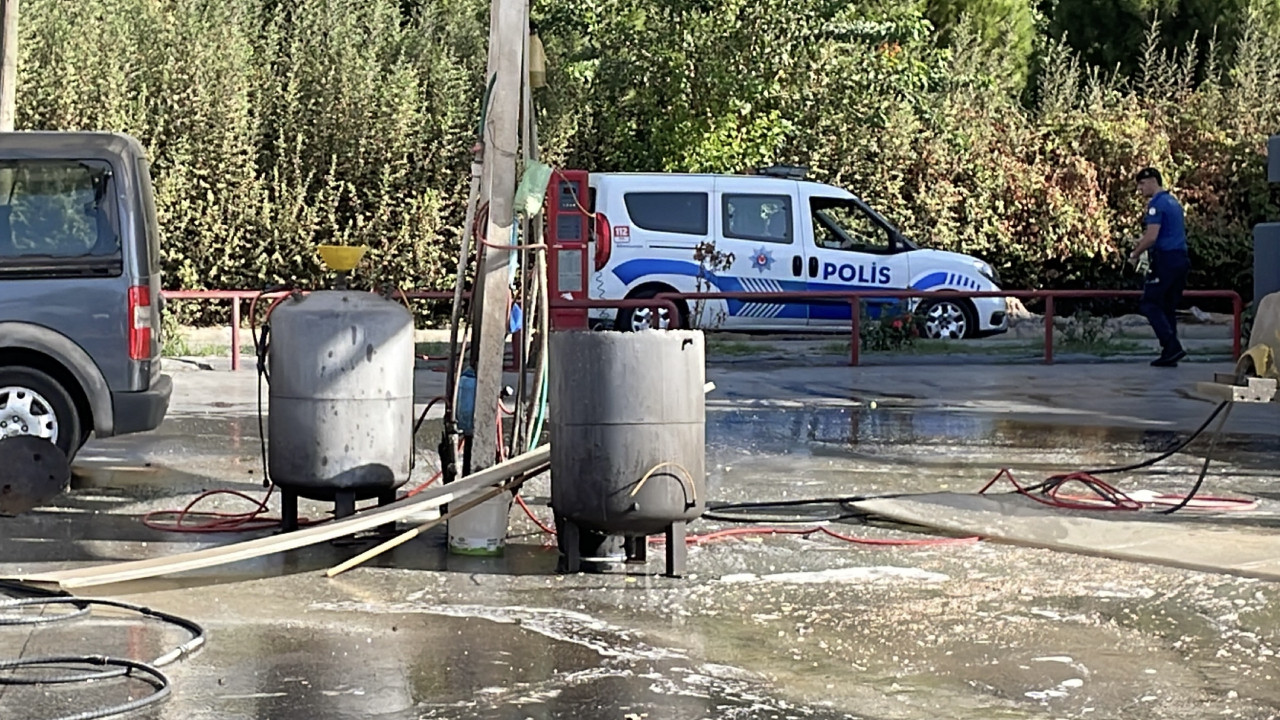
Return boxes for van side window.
[623,192,708,235]
[0,160,122,275]
[723,194,792,244]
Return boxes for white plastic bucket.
[447,490,512,556]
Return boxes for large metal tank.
[268,291,414,505]
[549,330,706,538]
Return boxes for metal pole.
[231,300,242,372]
[0,0,16,132]
[1232,292,1243,359]
[1043,295,1055,365]
[849,299,861,367]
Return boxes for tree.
[1043,0,1280,76]
[926,0,1038,86]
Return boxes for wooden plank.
[4,446,550,590]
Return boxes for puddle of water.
[7,404,1280,720]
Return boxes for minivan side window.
[623,192,708,235]
[0,159,122,277]
[723,194,792,244]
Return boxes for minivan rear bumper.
[110,374,173,436]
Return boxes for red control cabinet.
[546,169,591,330]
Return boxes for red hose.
[143,485,319,533]
[980,467,1257,512]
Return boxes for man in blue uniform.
[1130,167,1190,367]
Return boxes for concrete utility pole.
[465,0,527,475]
[0,0,16,131]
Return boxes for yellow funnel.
[317,245,368,272]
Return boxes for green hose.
[527,363,548,453]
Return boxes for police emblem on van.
[751,247,775,273]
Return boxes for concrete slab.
[855,493,1280,581]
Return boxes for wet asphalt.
[2,359,1279,720]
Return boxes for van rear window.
[623,192,708,236]
[0,159,122,278]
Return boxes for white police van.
[587,166,1008,339]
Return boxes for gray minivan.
[0,132,171,461]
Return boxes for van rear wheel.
[615,289,687,332]
[0,367,83,461]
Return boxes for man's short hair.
[1136,167,1163,185]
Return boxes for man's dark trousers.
[1139,251,1189,357]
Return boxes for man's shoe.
[1151,349,1187,367]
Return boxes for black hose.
[0,656,171,720]
[1084,400,1230,476]
[254,321,272,487]
[0,589,205,720]
[1159,401,1235,515]
[409,397,444,475]
[703,495,894,524]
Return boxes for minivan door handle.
[808,256,818,278]
[791,256,802,277]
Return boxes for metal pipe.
[1232,292,1243,359]
[1043,295,1055,365]
[849,299,860,367]
[446,159,485,422]
[230,299,241,372]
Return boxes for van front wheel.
[918,298,976,340]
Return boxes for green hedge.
[17,0,1280,320]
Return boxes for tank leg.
[280,490,299,533]
[557,517,581,574]
[664,522,686,579]
[334,490,357,520]
[376,490,398,534]
[625,535,648,565]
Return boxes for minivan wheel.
[615,289,687,332]
[0,367,83,461]
[919,299,976,340]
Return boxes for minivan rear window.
[623,192,709,235]
[0,159,122,278]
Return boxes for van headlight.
[973,260,1000,285]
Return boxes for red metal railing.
[547,298,682,330]
[162,289,460,370]
[647,289,1243,366]
[163,288,1242,370]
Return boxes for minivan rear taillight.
[594,213,612,271]
[129,286,153,360]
